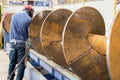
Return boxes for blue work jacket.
[9,11,31,41]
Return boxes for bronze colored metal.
[4,13,13,33]
[41,9,72,67]
[88,34,107,55]
[63,7,110,80]
[29,10,51,56]
[108,10,120,80]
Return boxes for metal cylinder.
[88,34,107,55]
[63,7,110,80]
[29,10,51,57]
[41,9,72,67]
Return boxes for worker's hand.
[26,38,32,49]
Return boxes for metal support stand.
[24,49,81,80]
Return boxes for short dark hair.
[24,5,34,17]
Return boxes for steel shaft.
[88,34,107,55]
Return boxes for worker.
[7,5,34,80]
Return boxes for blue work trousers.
[8,42,26,80]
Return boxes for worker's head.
[24,5,34,17]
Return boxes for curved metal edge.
[63,6,110,80]
[63,6,105,64]
[4,13,13,33]
[29,10,52,57]
[40,8,72,67]
[107,9,120,80]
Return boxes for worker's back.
[9,11,31,41]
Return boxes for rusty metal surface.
[41,9,72,67]
[70,49,109,80]
[63,7,110,80]
[108,10,120,80]
[29,10,51,56]
[4,13,13,33]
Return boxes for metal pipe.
[88,34,107,55]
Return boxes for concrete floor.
[0,50,9,80]
[0,50,26,80]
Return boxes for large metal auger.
[63,6,120,80]
[3,7,120,80]
[40,7,110,80]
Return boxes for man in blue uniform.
[8,5,34,80]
